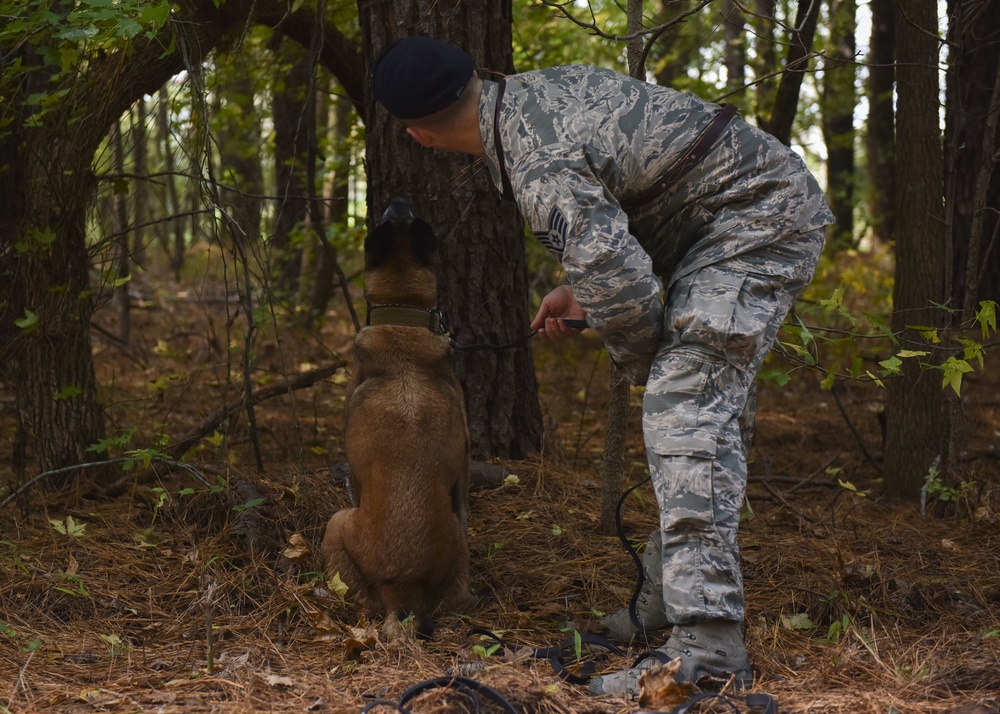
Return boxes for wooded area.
[1,1,999,712]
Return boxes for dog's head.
[363,197,438,306]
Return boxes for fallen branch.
[165,361,347,460]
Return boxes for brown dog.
[321,197,470,639]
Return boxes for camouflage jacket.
[477,65,833,384]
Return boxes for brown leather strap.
[622,103,738,213]
[493,78,515,201]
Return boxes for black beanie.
[373,37,475,119]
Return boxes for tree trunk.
[652,1,702,87]
[357,0,542,458]
[306,88,354,323]
[157,85,188,279]
[131,98,149,268]
[750,0,777,124]
[271,35,312,291]
[883,0,949,501]
[3,135,107,477]
[866,0,896,245]
[215,58,264,247]
[722,0,747,99]
[759,0,821,145]
[111,118,132,342]
[821,0,857,253]
[946,0,1000,309]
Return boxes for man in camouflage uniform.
[373,37,833,695]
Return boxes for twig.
[757,460,819,525]
[785,456,840,496]
[830,385,883,474]
[165,361,346,459]
[1,457,213,509]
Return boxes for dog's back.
[322,199,470,638]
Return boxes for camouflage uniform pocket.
[669,265,780,374]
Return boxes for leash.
[444,316,588,354]
[614,474,656,638]
[366,302,587,354]
[360,674,518,713]
[641,691,778,714]
[466,627,626,685]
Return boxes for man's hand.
[530,284,588,339]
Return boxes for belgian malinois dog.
[321,197,470,639]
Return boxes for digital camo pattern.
[645,229,824,622]
[477,65,832,624]
[478,66,833,385]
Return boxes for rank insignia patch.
[533,206,569,256]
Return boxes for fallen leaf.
[282,532,311,560]
[637,658,698,710]
[265,673,295,688]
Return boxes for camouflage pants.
[643,227,825,624]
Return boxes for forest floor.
[1,260,999,714]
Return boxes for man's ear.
[406,126,434,148]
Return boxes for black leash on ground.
[360,675,517,713]
[615,474,655,637]
[641,691,778,714]
[467,626,627,685]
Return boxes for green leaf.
[14,310,39,333]
[55,385,82,400]
[0,621,15,638]
[139,1,171,28]
[878,355,902,375]
[117,17,142,38]
[958,338,985,368]
[757,369,791,387]
[327,572,349,601]
[781,613,814,631]
[232,497,264,513]
[976,300,997,339]
[896,350,930,359]
[941,356,974,396]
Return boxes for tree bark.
[722,0,747,99]
[759,0,821,145]
[271,35,312,291]
[946,0,1000,309]
[883,0,949,500]
[821,0,857,253]
[866,0,896,245]
[357,0,542,459]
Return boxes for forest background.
[1,1,999,713]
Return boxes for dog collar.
[366,304,446,334]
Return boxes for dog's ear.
[408,218,437,267]
[365,222,395,268]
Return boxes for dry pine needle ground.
[2,282,1000,713]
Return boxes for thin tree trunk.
[946,0,1000,310]
[883,0,949,500]
[866,0,896,244]
[760,0,821,145]
[751,0,778,124]
[271,36,312,291]
[722,0,746,99]
[132,98,149,267]
[111,118,132,342]
[821,0,857,253]
[158,86,187,279]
